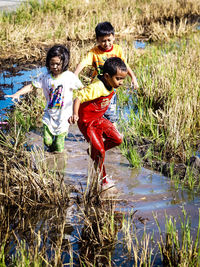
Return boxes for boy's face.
[97,34,115,51]
[105,68,127,88]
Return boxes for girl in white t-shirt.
[6,45,83,152]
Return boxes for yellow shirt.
[76,77,113,103]
[80,44,127,78]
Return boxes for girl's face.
[49,56,63,77]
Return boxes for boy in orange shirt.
[74,21,138,123]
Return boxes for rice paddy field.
[0,0,200,266]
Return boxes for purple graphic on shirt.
[48,85,64,109]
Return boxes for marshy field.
[0,0,200,266]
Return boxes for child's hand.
[68,114,79,124]
[5,94,20,101]
[131,78,139,90]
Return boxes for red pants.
[78,118,123,178]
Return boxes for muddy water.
[27,125,200,234]
[1,64,200,225]
[25,125,200,265]
[0,65,45,119]
[1,66,200,264]
[30,125,199,266]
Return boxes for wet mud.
[27,125,200,236]
[126,135,200,180]
[0,64,200,245]
[1,66,200,264]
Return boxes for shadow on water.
[1,60,200,265]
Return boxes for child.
[69,57,128,189]
[6,44,83,153]
[74,21,138,123]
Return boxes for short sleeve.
[118,45,129,67]
[32,73,45,89]
[118,45,126,62]
[76,79,110,103]
[69,72,83,90]
[80,51,94,68]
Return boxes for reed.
[121,212,155,266]
[0,105,71,209]
[154,208,200,266]
[76,164,155,265]
[0,0,199,69]
[119,31,200,178]
[1,203,199,265]
[0,206,74,266]
[75,163,118,265]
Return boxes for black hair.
[95,21,114,38]
[46,44,70,73]
[103,57,127,77]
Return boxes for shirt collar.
[98,45,113,53]
[97,75,112,91]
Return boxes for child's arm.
[74,51,93,77]
[74,62,85,77]
[68,97,81,124]
[5,84,34,101]
[127,66,139,89]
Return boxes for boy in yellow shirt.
[70,57,128,190]
[74,21,138,123]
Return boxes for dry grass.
[0,126,71,209]
[0,0,199,70]
[121,31,200,164]
[0,0,200,264]
[0,206,74,266]
[154,208,200,266]
[0,148,70,209]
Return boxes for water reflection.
[0,206,78,265]
[1,66,200,209]
[1,65,200,266]
[0,66,45,119]
[134,40,147,49]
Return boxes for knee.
[43,125,53,147]
[44,136,53,147]
[99,147,105,158]
[116,134,123,146]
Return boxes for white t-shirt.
[33,70,83,135]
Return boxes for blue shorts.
[103,94,117,123]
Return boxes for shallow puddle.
[1,66,200,265]
[0,65,45,119]
[27,125,200,229]
[25,124,200,265]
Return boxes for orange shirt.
[80,44,127,78]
